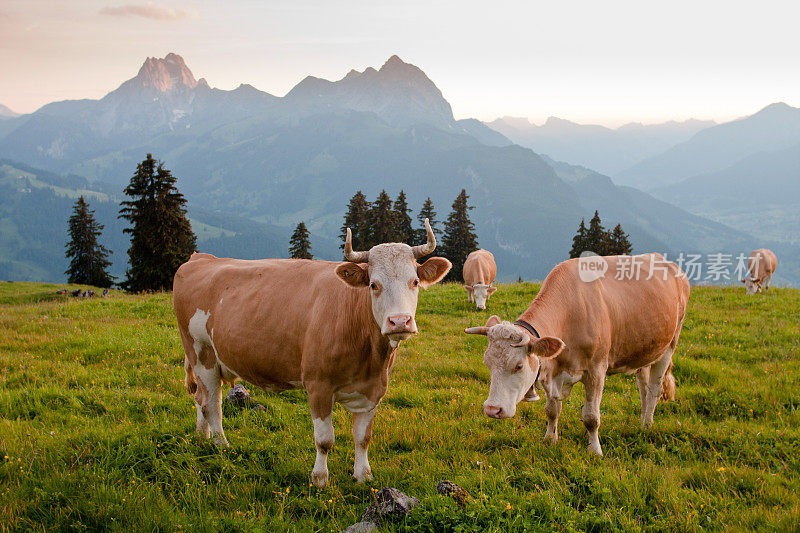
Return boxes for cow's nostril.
[483,404,503,418]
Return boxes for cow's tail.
[660,361,676,401]
[184,354,198,394]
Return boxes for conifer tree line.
[340,188,479,280]
[64,153,197,293]
[339,189,424,250]
[569,210,633,258]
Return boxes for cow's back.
[546,254,689,372]
[463,249,497,285]
[749,249,777,281]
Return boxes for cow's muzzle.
[385,315,417,336]
[483,403,512,419]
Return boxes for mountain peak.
[379,55,419,76]
[754,102,796,116]
[134,53,198,92]
[0,103,19,119]
[382,54,405,67]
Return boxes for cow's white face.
[336,244,451,341]
[481,322,539,418]
[466,317,565,419]
[472,283,497,310]
[742,277,760,295]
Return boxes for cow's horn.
[511,333,531,348]
[411,218,436,259]
[344,227,370,263]
[464,326,489,335]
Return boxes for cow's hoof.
[353,468,373,483]
[543,434,558,445]
[212,434,230,448]
[311,470,329,488]
[588,444,603,456]
[641,419,654,430]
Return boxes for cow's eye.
[369,282,378,290]
[514,363,524,372]
[412,279,419,287]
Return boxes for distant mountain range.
[488,116,715,176]
[651,143,800,244]
[614,102,800,190]
[0,53,794,284]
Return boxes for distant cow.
[466,254,690,456]
[173,220,451,487]
[463,249,497,310]
[742,248,777,295]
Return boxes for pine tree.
[340,191,371,252]
[65,196,114,287]
[608,224,633,255]
[393,190,414,244]
[118,154,196,292]
[441,189,479,281]
[415,197,442,252]
[289,222,313,259]
[569,219,589,258]
[585,210,609,255]
[368,190,395,247]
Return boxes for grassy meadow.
[0,280,799,531]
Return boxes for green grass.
[1,280,799,531]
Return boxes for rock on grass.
[437,480,472,506]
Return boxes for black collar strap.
[513,319,540,339]
[515,319,543,387]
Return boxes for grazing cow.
[463,249,497,310]
[466,253,690,456]
[742,248,777,295]
[173,220,451,487]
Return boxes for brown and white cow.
[173,220,451,487]
[463,249,498,310]
[742,248,777,295]
[466,253,690,456]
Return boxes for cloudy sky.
[1,0,798,126]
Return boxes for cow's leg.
[636,366,650,414]
[641,348,674,429]
[543,397,562,444]
[582,372,606,456]
[308,390,334,488]
[177,328,209,437]
[765,274,772,291]
[351,406,377,482]
[195,400,210,438]
[194,360,228,447]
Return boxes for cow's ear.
[485,315,502,327]
[463,284,474,292]
[418,257,451,288]
[488,286,498,295]
[531,337,565,359]
[336,262,370,287]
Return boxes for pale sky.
[1,0,798,127]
